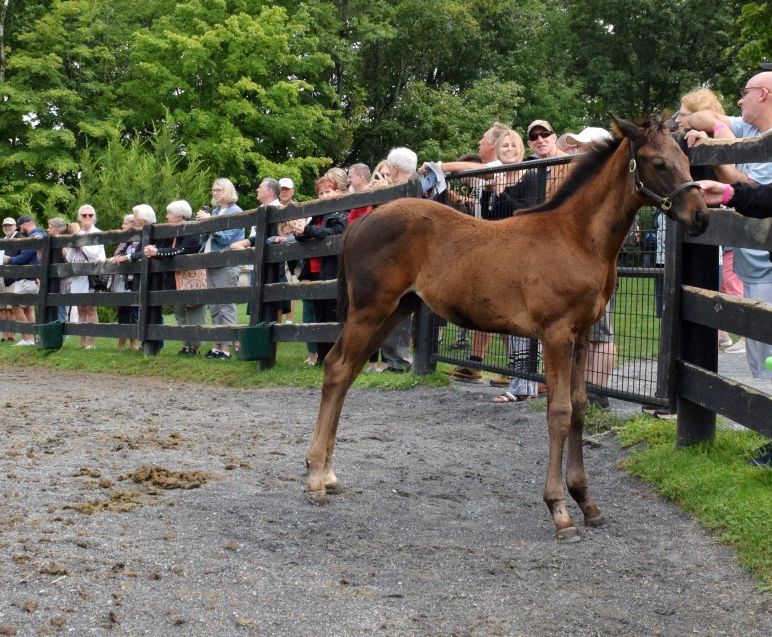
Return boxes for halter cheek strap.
[628,139,700,211]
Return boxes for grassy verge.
[618,415,772,591]
[0,333,450,390]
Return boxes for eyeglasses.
[740,86,766,98]
[528,130,554,141]
[80,213,95,218]
[212,188,223,193]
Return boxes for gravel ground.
[0,368,769,636]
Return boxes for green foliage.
[620,416,772,590]
[736,2,772,68]
[565,0,745,118]
[75,119,214,231]
[0,0,762,213]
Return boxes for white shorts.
[13,279,39,307]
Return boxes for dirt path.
[0,368,769,636]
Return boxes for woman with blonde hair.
[675,87,725,129]
[195,178,245,360]
[368,160,391,188]
[324,166,349,193]
[674,87,742,351]
[64,204,106,349]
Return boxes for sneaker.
[178,347,190,356]
[725,338,746,354]
[718,332,733,348]
[188,347,199,356]
[205,348,222,359]
[210,350,231,360]
[449,366,483,382]
[749,442,772,468]
[14,339,35,346]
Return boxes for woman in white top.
[65,204,105,349]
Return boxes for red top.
[347,205,373,224]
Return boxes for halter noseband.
[627,139,700,211]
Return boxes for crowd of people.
[1,71,770,405]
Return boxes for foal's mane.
[519,115,665,215]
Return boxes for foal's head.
[612,115,708,236]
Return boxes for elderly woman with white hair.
[64,204,106,349]
[143,200,204,355]
[111,204,162,348]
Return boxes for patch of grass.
[619,415,772,591]
[0,329,449,391]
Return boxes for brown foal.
[305,116,708,541]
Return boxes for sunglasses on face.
[80,213,95,218]
[529,130,554,141]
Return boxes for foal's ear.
[609,113,647,147]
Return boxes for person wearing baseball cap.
[1,218,19,341]
[278,177,296,207]
[525,120,565,160]
[2,214,46,345]
[564,126,613,150]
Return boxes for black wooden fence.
[0,178,422,362]
[1,137,769,444]
[674,133,772,443]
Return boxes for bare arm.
[683,110,732,133]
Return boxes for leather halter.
[627,139,700,211]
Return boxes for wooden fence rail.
[0,178,423,360]
[674,132,772,442]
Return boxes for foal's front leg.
[541,336,581,541]
[566,332,604,527]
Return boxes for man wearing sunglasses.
[494,119,569,215]
[682,70,772,383]
[525,120,562,160]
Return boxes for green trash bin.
[36,320,64,350]
[237,322,275,361]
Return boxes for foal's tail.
[336,250,349,322]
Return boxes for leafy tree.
[736,2,772,69]
[76,119,214,231]
[565,0,743,119]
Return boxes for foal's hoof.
[584,512,606,527]
[306,489,328,506]
[324,481,342,495]
[555,526,582,543]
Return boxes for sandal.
[489,374,511,387]
[492,391,529,404]
[450,366,483,383]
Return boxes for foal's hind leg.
[566,332,604,528]
[306,297,417,503]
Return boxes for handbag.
[80,247,110,291]
[174,268,207,291]
[88,273,111,292]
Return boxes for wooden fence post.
[250,205,277,370]
[412,303,437,375]
[35,234,54,329]
[675,238,718,446]
[137,224,160,356]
